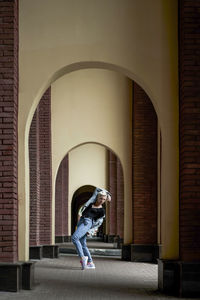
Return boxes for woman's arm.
[79,188,98,213]
[81,187,106,209]
[79,187,111,215]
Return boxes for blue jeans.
[71,217,93,262]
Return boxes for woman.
[71,187,111,270]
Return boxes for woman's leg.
[80,234,93,263]
[71,218,92,258]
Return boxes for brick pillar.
[158,3,200,296]
[132,82,157,245]
[62,155,68,237]
[0,0,18,263]
[124,82,159,263]
[107,150,124,243]
[179,0,200,262]
[55,155,69,242]
[29,110,40,246]
[29,88,52,260]
[38,88,52,245]
[55,160,62,238]
[108,150,117,237]
[116,157,124,239]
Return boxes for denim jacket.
[79,187,111,235]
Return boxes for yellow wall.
[51,69,132,241]
[19,0,178,261]
[68,143,107,235]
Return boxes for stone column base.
[55,236,71,243]
[64,236,71,242]
[122,244,131,261]
[131,244,161,263]
[30,245,59,259]
[113,237,123,249]
[42,245,59,258]
[0,261,34,292]
[103,234,108,242]
[122,244,161,263]
[158,259,200,297]
[107,235,117,243]
[103,234,120,243]
[21,262,35,290]
[30,246,43,260]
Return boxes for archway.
[19,64,178,264]
[19,1,179,263]
[54,141,125,242]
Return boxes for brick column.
[29,110,40,246]
[29,88,52,259]
[62,155,68,238]
[179,0,200,263]
[124,81,159,263]
[55,160,62,238]
[108,150,117,238]
[132,82,157,245]
[116,157,124,239]
[55,155,69,242]
[0,1,34,292]
[158,2,200,297]
[38,88,52,245]
[107,150,124,243]
[0,0,18,263]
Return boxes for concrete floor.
[0,254,196,300]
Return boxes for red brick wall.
[29,88,52,246]
[179,0,200,261]
[132,82,157,244]
[108,150,124,238]
[62,155,68,236]
[0,0,18,262]
[116,157,124,238]
[55,155,69,237]
[29,109,40,246]
[38,88,52,245]
[108,151,117,235]
[55,160,62,236]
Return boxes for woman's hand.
[107,194,111,202]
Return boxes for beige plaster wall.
[68,143,107,235]
[19,0,178,261]
[51,69,132,241]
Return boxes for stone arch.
[54,141,125,239]
[54,141,125,183]
[19,63,178,263]
[26,62,161,137]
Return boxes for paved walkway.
[0,254,196,300]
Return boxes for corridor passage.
[0,254,195,300]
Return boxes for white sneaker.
[86,262,95,269]
[80,256,88,270]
